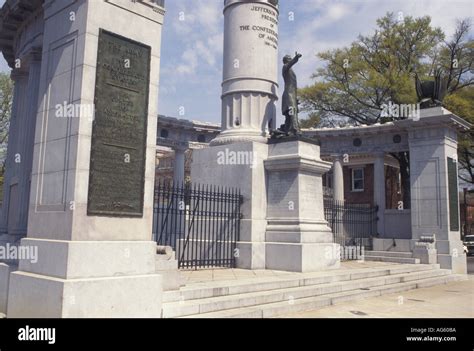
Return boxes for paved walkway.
[278,276,474,318]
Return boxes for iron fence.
[153,181,242,269]
[324,199,378,260]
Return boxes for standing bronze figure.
[272,52,303,138]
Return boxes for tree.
[300,13,474,206]
[300,13,445,124]
[0,72,13,199]
[444,86,474,184]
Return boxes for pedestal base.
[6,239,163,317]
[264,139,341,273]
[266,242,340,272]
[191,141,269,270]
[438,254,467,274]
[7,272,162,318]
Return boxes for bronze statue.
[415,68,448,109]
[271,52,303,138]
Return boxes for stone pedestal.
[8,240,162,317]
[191,142,269,269]
[264,138,340,272]
[5,0,166,317]
[408,107,467,274]
[413,236,438,265]
[155,246,182,292]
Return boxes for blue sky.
[1,0,473,125]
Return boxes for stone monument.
[1,0,166,317]
[192,0,340,272]
[210,0,279,146]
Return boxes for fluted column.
[15,50,42,236]
[332,155,344,202]
[374,152,386,236]
[173,147,186,185]
[211,0,279,145]
[0,69,29,241]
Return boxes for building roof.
[304,107,472,138]
[158,115,221,132]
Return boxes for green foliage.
[300,13,474,183]
[300,13,445,124]
[0,72,13,172]
[444,87,474,184]
[299,112,321,129]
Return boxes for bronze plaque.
[87,29,151,217]
[447,157,460,231]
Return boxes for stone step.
[162,268,449,318]
[364,256,420,264]
[182,274,466,318]
[364,251,414,258]
[163,263,439,303]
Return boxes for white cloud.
[159,0,473,122]
[170,0,223,76]
[176,48,198,75]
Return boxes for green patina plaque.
[87,29,151,217]
[447,157,459,231]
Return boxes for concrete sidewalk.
[279,276,474,318]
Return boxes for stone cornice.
[158,115,221,132]
[304,110,472,139]
[105,0,165,24]
[0,0,43,68]
[264,155,332,174]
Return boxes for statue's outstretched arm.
[286,53,302,69]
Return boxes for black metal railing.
[153,181,242,269]
[324,199,378,260]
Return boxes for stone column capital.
[10,69,29,82]
[374,151,386,159]
[330,154,345,161]
[173,143,189,153]
[25,47,43,63]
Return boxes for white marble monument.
[211,0,279,146]
[1,0,166,317]
[193,0,340,272]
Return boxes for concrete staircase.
[363,251,420,264]
[161,264,466,318]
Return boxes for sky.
[1,0,473,125]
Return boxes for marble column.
[173,148,186,185]
[211,0,279,146]
[0,69,29,243]
[374,152,386,237]
[332,155,344,202]
[14,50,42,237]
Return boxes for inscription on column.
[87,29,151,217]
[239,5,279,50]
